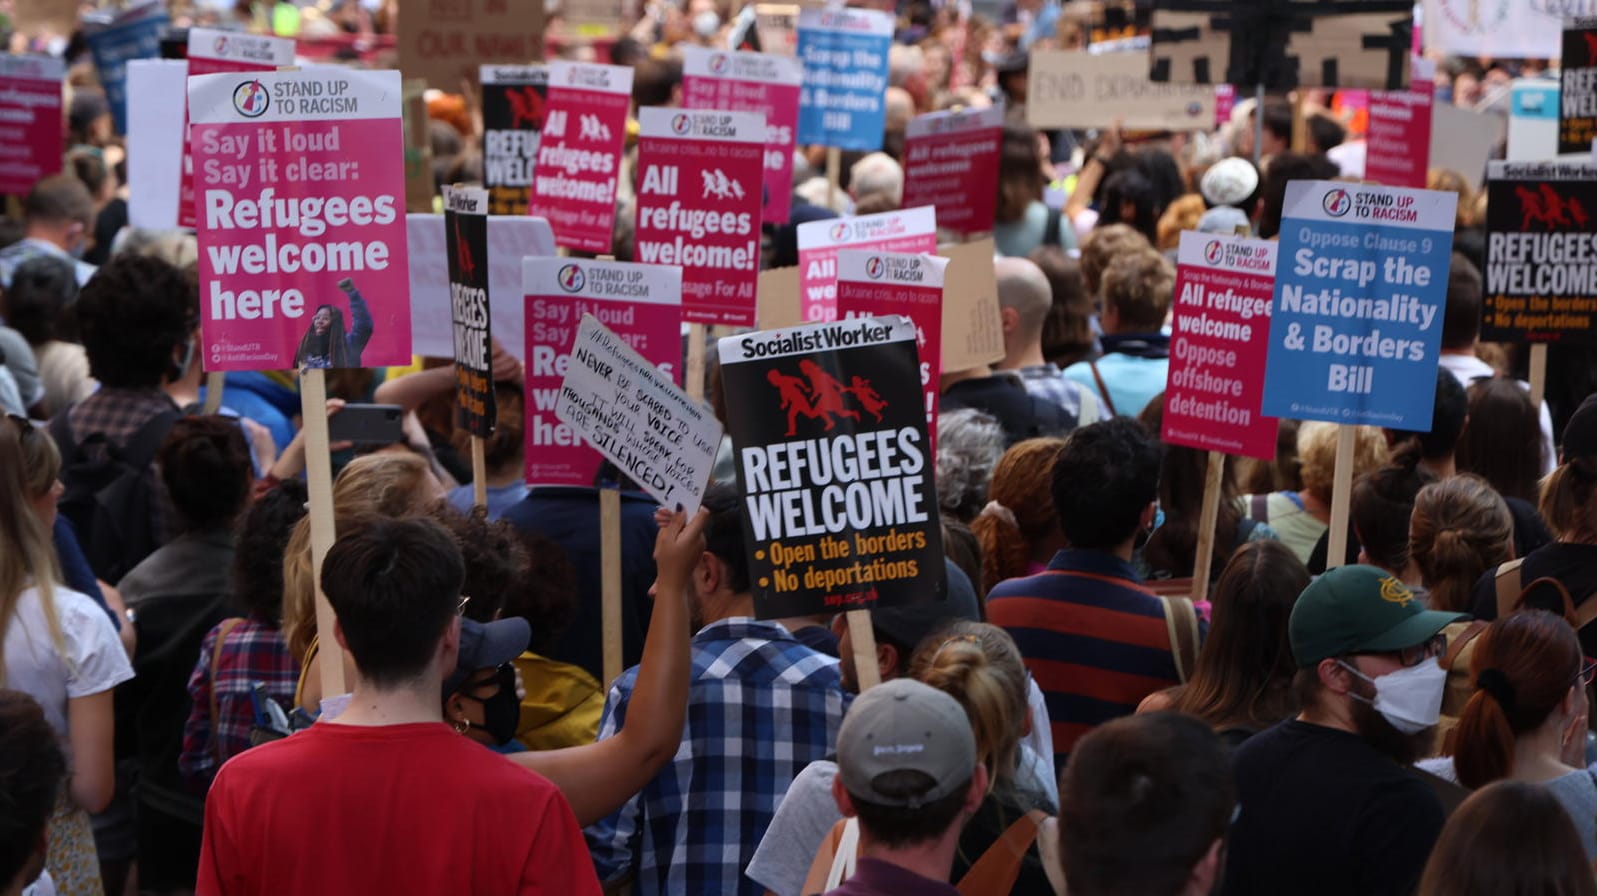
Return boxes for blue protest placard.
[85,1,169,134]
[795,7,893,151]
[1261,181,1457,430]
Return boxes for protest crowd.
[6,0,1597,894]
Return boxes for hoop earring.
[453,717,469,735]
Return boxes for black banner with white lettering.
[481,65,547,216]
[446,186,495,435]
[1561,19,1597,156]
[716,316,945,620]
[1483,160,1597,344]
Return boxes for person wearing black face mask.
[444,616,532,752]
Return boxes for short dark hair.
[1052,419,1161,550]
[1441,253,1484,350]
[703,482,751,593]
[1,254,80,346]
[320,516,465,688]
[427,504,529,624]
[502,529,580,653]
[23,174,95,228]
[1388,369,1468,461]
[1060,712,1234,896]
[159,416,253,533]
[1350,446,1437,573]
[77,254,195,388]
[1256,152,1341,239]
[1259,101,1294,143]
[0,689,66,889]
[1306,112,1347,154]
[848,769,973,849]
[231,479,307,625]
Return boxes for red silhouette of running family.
[766,360,888,436]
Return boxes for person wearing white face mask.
[1223,565,1466,896]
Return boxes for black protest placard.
[1562,18,1597,155]
[717,316,945,620]
[481,65,547,216]
[445,185,495,435]
[1483,160,1597,344]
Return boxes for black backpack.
[49,408,181,583]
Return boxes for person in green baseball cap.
[1223,564,1468,896]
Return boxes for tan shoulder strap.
[1160,595,1201,683]
[801,817,852,896]
[209,618,245,761]
[1495,558,1527,618]
[1088,361,1118,417]
[956,809,1050,896]
[1439,621,1487,672]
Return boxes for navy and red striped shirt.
[986,549,1189,772]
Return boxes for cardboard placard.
[795,7,893,151]
[179,30,297,229]
[1482,160,1597,344]
[556,314,722,514]
[1366,85,1435,190]
[1561,18,1597,156]
[403,79,434,214]
[523,257,682,488]
[11,0,78,37]
[446,186,495,436]
[1428,101,1504,186]
[1164,232,1278,460]
[528,62,634,254]
[1149,5,1412,90]
[0,55,65,195]
[1262,181,1456,429]
[757,267,803,330]
[797,206,937,322]
[190,69,412,371]
[398,0,546,89]
[481,65,548,216]
[717,316,945,619]
[837,251,947,439]
[901,106,1003,236]
[1423,0,1563,59]
[408,213,556,359]
[561,0,627,37]
[936,238,1004,373]
[680,45,803,225]
[84,1,168,134]
[1027,50,1215,131]
[634,108,766,327]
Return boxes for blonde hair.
[282,453,438,661]
[1410,475,1513,613]
[1079,224,1151,296]
[0,420,67,684]
[1101,246,1175,332]
[1539,461,1597,544]
[1296,422,1390,505]
[971,438,1065,595]
[910,622,1030,794]
[1156,194,1207,250]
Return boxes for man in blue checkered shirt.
[585,485,850,896]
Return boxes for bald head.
[997,257,1054,337]
[885,87,915,132]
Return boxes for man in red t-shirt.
[196,517,601,896]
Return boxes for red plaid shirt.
[180,616,297,787]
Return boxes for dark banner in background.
[446,185,496,435]
[481,65,547,216]
[1483,160,1597,344]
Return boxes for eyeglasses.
[457,594,472,616]
[1393,634,1447,668]
[1579,659,1597,688]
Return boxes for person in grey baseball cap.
[823,679,988,895]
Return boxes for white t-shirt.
[3,584,134,764]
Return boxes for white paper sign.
[126,59,188,229]
[408,213,556,359]
[556,314,722,514]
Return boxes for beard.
[1349,683,1434,766]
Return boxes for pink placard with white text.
[1163,231,1277,460]
[0,55,64,195]
[796,205,937,322]
[901,106,1002,235]
[522,257,682,487]
[190,68,412,371]
[634,107,765,327]
[836,249,946,443]
[528,61,633,254]
[1365,84,1434,190]
[179,29,295,228]
[681,45,802,225]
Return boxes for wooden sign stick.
[826,147,842,211]
[847,609,881,691]
[1190,450,1226,604]
[686,324,707,402]
[302,368,346,699]
[471,435,488,509]
[600,485,623,686]
[202,371,225,414]
[1529,343,1548,410]
[1325,425,1356,570]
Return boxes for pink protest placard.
[528,61,634,254]
[796,205,937,323]
[1366,84,1434,189]
[635,107,765,327]
[681,45,802,225]
[1214,84,1235,128]
[190,69,412,371]
[0,54,64,195]
[179,29,295,229]
[836,249,946,438]
[522,257,683,487]
[1163,231,1277,460]
[901,105,1002,235]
